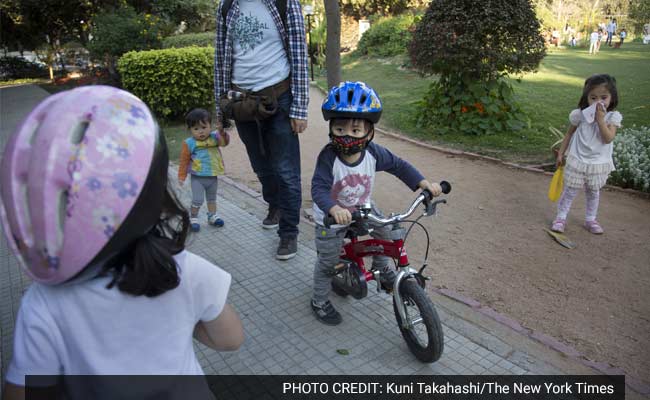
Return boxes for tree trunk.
[324,0,341,89]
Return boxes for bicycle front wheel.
[393,279,444,363]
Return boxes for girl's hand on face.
[595,102,607,122]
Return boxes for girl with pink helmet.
[1,86,243,399]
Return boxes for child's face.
[587,84,612,109]
[330,119,370,138]
[190,120,211,141]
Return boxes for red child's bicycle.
[323,181,451,363]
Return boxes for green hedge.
[118,46,214,119]
[162,33,216,49]
[356,15,416,57]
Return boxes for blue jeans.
[235,90,301,239]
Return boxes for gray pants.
[190,175,218,209]
[312,214,392,303]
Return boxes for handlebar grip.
[440,180,452,194]
[323,211,363,228]
[422,181,452,201]
[323,215,336,229]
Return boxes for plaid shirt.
[214,0,309,121]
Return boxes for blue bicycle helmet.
[322,81,382,123]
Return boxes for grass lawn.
[315,42,650,164]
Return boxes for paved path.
[0,85,645,399]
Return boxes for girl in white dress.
[552,74,622,234]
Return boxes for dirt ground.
[221,87,650,383]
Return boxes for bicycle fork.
[392,266,423,329]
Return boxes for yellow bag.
[548,166,564,202]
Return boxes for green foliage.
[118,46,214,119]
[415,74,529,136]
[410,0,544,136]
[88,6,163,62]
[0,57,48,81]
[1,0,97,52]
[610,126,650,192]
[340,0,430,18]
[151,0,217,32]
[356,15,416,56]
[162,32,215,48]
[410,0,546,80]
[629,0,650,33]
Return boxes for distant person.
[569,35,577,47]
[596,29,603,52]
[606,18,617,46]
[552,29,560,46]
[589,28,600,54]
[178,108,230,232]
[1,86,244,400]
[618,29,627,47]
[551,74,622,235]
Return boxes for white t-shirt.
[6,251,231,383]
[590,31,599,43]
[567,108,622,167]
[232,0,290,91]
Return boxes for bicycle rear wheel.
[393,279,444,363]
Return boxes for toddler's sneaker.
[208,213,225,227]
[190,217,201,232]
[551,219,566,233]
[585,220,604,234]
[311,300,342,325]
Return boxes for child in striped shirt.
[178,108,229,231]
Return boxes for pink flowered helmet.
[0,86,159,284]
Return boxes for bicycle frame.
[341,233,421,329]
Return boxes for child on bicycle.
[310,81,442,325]
[178,108,230,232]
[1,86,243,399]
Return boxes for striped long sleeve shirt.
[214,0,309,122]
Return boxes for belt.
[233,77,291,98]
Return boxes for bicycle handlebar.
[323,181,451,228]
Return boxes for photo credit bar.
[25,374,626,399]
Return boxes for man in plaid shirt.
[214,0,309,260]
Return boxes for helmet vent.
[70,121,89,145]
[57,190,68,246]
[360,93,367,104]
[19,184,34,246]
[347,89,354,104]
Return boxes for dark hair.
[185,108,211,128]
[578,74,618,111]
[89,126,190,297]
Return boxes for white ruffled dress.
[564,108,622,190]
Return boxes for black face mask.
[329,131,373,155]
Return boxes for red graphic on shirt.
[331,174,372,210]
